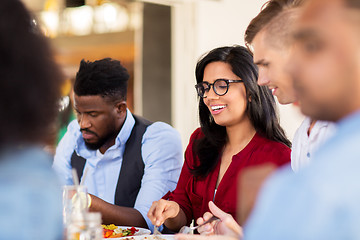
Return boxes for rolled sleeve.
[133,122,183,229]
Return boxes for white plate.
[108,234,175,240]
[103,226,151,239]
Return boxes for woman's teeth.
[211,105,226,111]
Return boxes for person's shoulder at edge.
[141,120,183,165]
[257,133,290,148]
[187,127,204,143]
[142,121,182,145]
[182,127,204,155]
[0,147,63,240]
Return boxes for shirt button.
[307,152,310,158]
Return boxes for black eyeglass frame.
[195,79,244,98]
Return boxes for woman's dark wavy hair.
[191,46,291,177]
[0,0,63,147]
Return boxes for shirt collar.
[114,108,135,148]
[75,108,135,155]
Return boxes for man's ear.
[115,101,127,115]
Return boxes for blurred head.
[288,0,360,122]
[0,0,63,148]
[73,58,129,151]
[246,0,303,105]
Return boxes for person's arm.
[156,128,203,232]
[164,205,187,230]
[53,120,80,185]
[89,194,148,228]
[146,127,199,231]
[135,122,183,229]
[98,122,183,229]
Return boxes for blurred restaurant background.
[22,0,304,149]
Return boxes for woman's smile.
[209,104,227,115]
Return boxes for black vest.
[71,115,152,207]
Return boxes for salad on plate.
[102,224,139,238]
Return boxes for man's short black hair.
[74,58,129,103]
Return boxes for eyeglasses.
[195,79,244,98]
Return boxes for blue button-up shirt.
[244,110,360,240]
[53,109,183,229]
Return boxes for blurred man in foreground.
[0,0,64,239]
[244,0,360,238]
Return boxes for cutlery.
[179,216,220,234]
[153,225,161,239]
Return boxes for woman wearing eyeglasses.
[147,46,291,233]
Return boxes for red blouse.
[167,128,290,224]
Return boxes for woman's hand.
[196,201,243,238]
[147,199,181,226]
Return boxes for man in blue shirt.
[53,58,183,230]
[244,0,360,238]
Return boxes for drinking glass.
[62,185,89,226]
[67,212,103,240]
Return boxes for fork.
[179,216,220,234]
[153,225,161,239]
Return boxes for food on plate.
[120,236,170,240]
[102,224,139,238]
